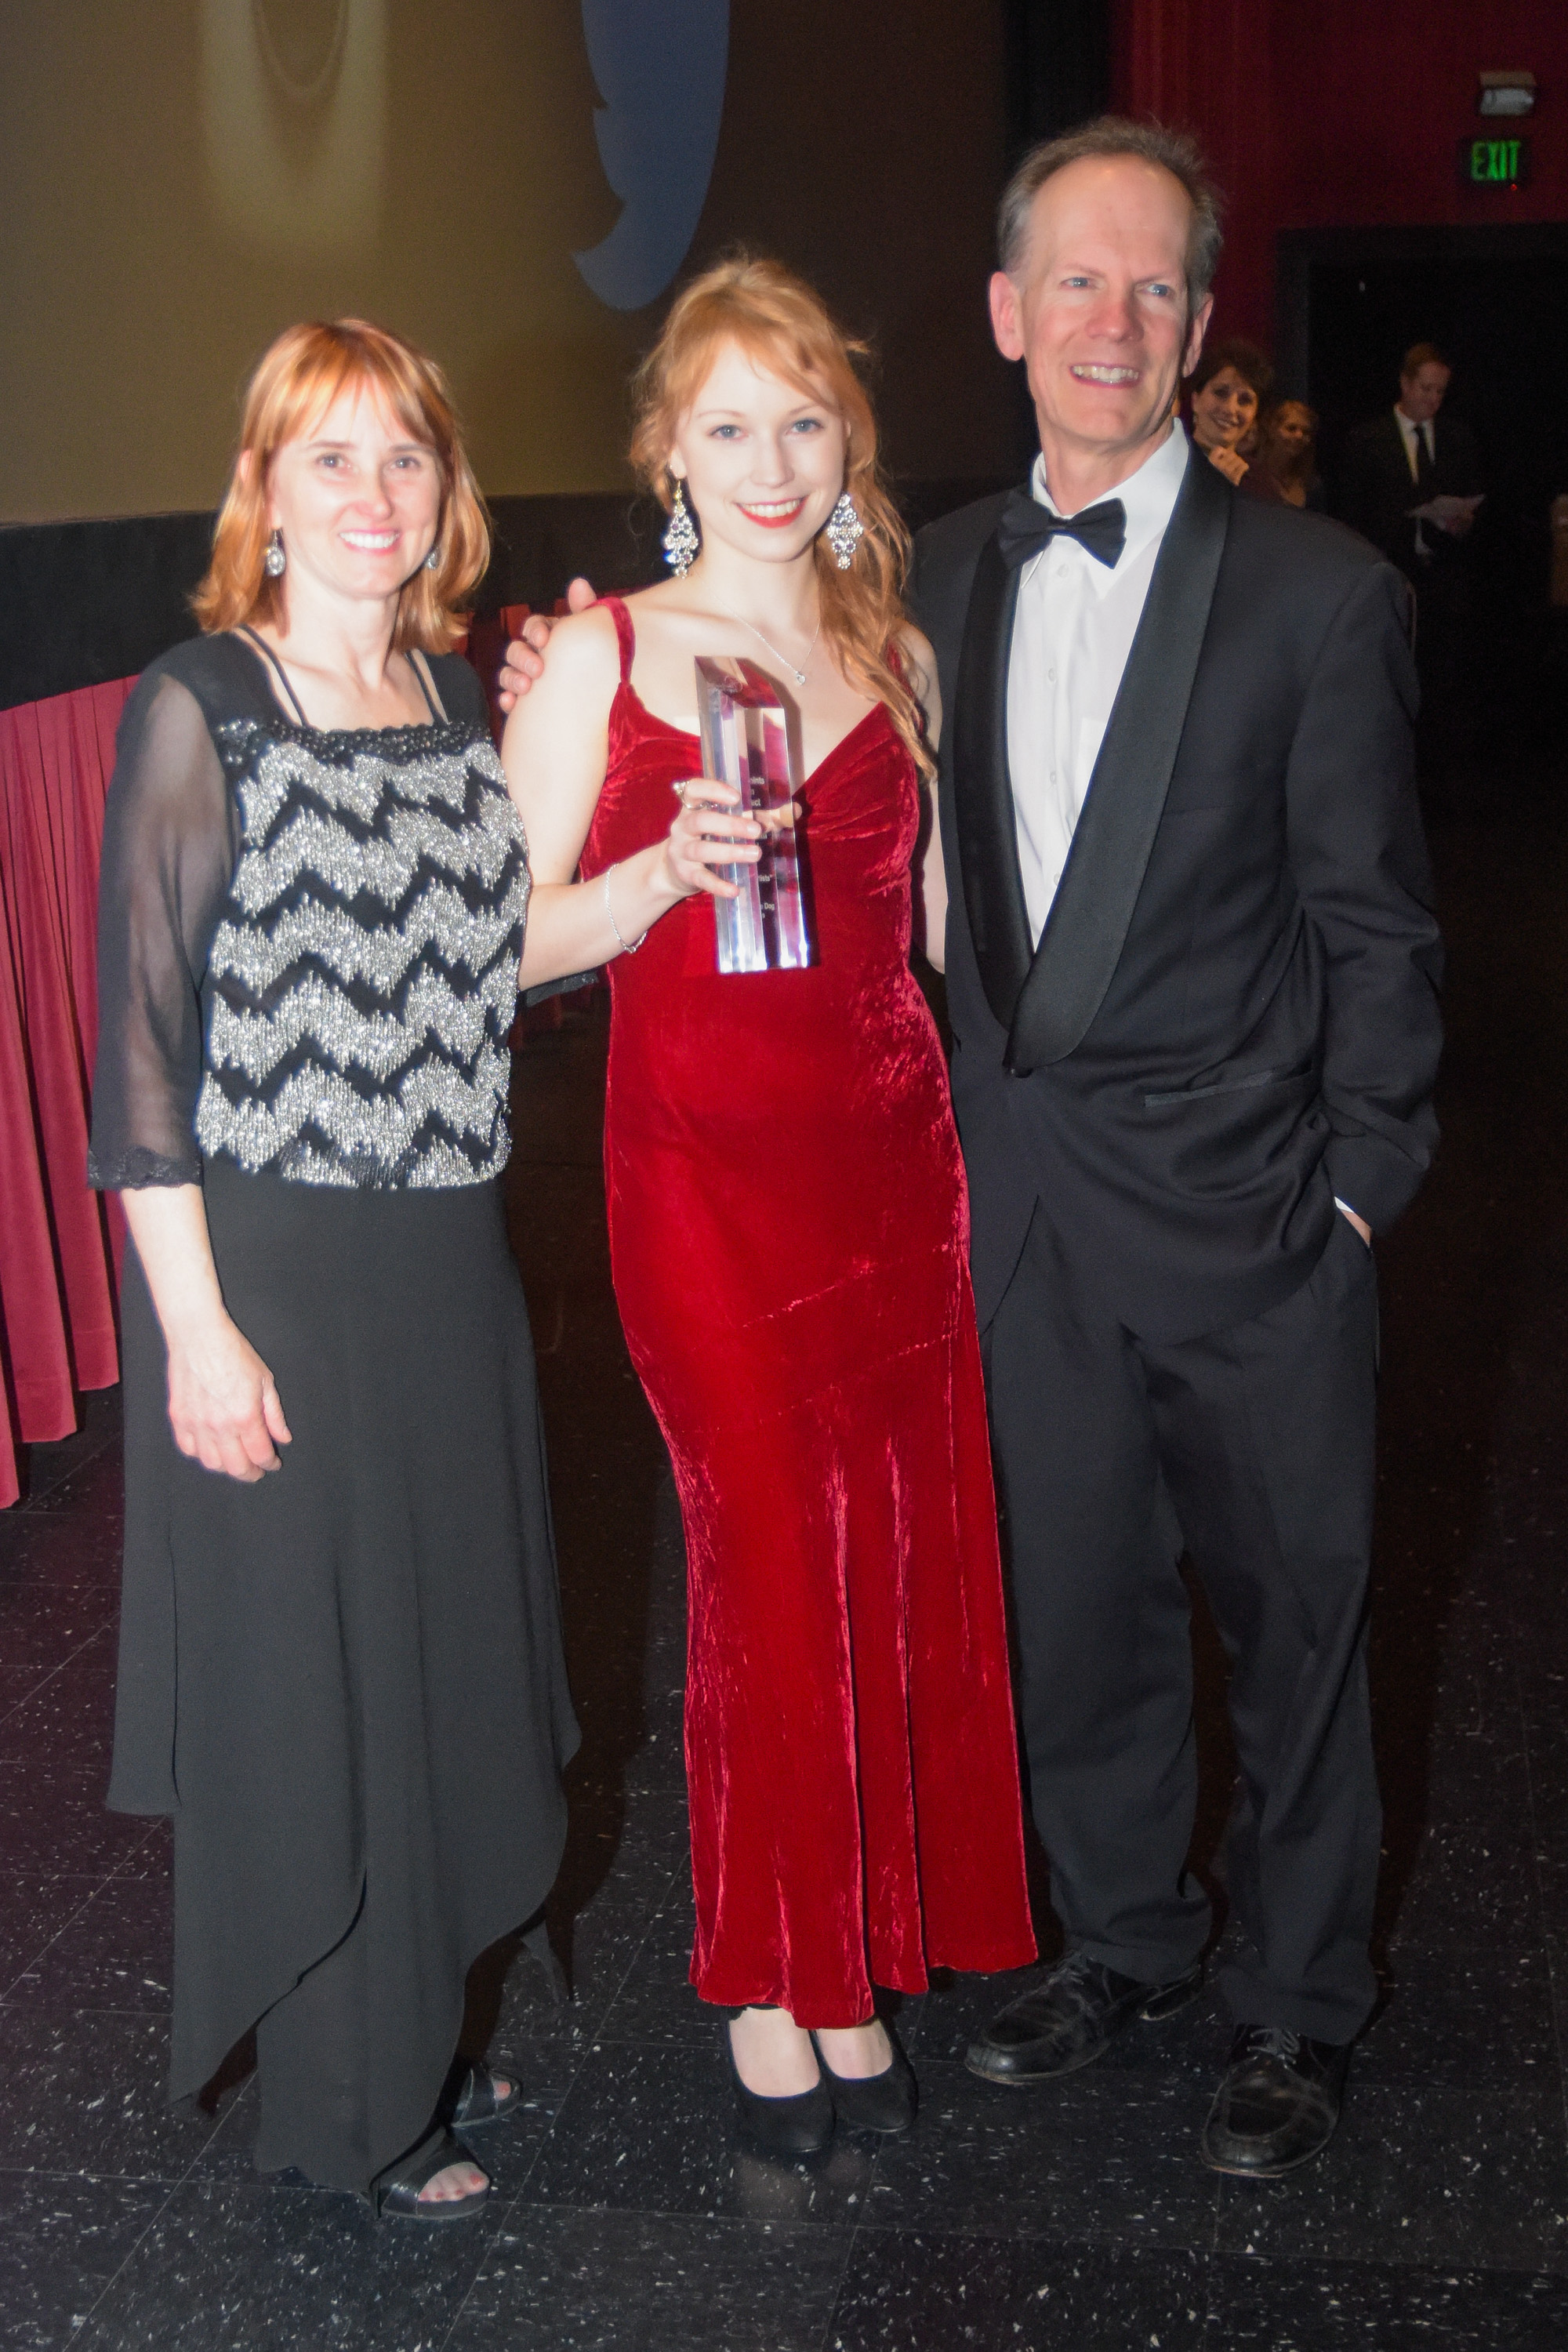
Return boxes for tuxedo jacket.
[908,444,1443,1346]
[1336,411,1483,581]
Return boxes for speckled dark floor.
[4,804,1568,2350]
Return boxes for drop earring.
[264,528,286,578]
[425,546,441,571]
[662,479,699,576]
[826,492,863,571]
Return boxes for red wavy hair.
[191,318,488,652]
[629,257,932,778]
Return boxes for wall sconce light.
[1478,71,1536,118]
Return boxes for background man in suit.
[1338,344,1483,787]
[1338,343,1483,581]
[909,119,1443,2177]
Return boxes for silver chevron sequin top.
[88,637,532,1196]
[194,718,529,1187]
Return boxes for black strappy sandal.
[446,2058,521,2130]
[372,2128,490,2223]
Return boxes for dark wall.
[1007,0,1112,158]
[0,477,1016,711]
[0,495,663,710]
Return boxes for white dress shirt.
[1006,420,1190,946]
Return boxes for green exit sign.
[1460,135,1531,187]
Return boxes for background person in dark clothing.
[1185,337,1288,503]
[1338,343,1483,578]
[1338,344,1484,787]
[1258,399,1326,510]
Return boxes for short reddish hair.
[191,319,489,652]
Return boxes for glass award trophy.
[695,656,813,975]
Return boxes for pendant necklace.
[722,603,821,687]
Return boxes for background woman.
[89,321,579,2218]
[501,259,1034,2154]
[1186,337,1287,503]
[1258,397,1326,509]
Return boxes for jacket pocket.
[1142,1054,1315,1109]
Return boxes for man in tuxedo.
[1338,345,1483,785]
[908,118,1441,2177]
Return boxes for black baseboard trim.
[0,480,1010,712]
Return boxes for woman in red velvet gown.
[504,260,1033,2151]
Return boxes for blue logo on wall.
[575,0,729,312]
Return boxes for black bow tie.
[996,488,1127,572]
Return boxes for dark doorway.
[1278,225,1568,791]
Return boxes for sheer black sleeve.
[87,672,240,1189]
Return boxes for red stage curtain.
[0,678,133,1506]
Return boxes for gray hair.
[996,116,1224,311]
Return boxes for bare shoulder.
[895,620,940,737]
[895,619,936,683]
[539,600,623,685]
[500,601,622,775]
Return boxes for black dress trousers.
[985,1202,1382,2044]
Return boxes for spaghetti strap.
[236,626,310,728]
[408,648,446,723]
[602,597,636,685]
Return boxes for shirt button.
[1047,668,1057,682]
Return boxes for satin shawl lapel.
[1005,449,1231,1074]
[953,533,1033,1026]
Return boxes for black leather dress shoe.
[1200,2024,1351,2177]
[965,1949,1203,2085]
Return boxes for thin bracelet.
[603,865,647,956]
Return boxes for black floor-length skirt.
[110,1159,579,2190]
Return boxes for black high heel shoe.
[810,2022,917,2135]
[724,2013,835,2157]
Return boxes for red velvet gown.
[581,599,1035,2025]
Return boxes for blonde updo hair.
[629,256,932,778]
[191,318,489,653]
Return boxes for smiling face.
[667,339,847,568]
[263,379,443,609]
[989,154,1210,499]
[1189,366,1259,454]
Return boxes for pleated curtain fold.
[0,678,134,1507]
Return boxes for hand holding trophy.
[694,657,812,974]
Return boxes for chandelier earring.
[825,491,864,571]
[662,478,699,576]
[264,528,286,579]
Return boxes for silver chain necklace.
[722,603,821,687]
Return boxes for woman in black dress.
[89,320,580,2218]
